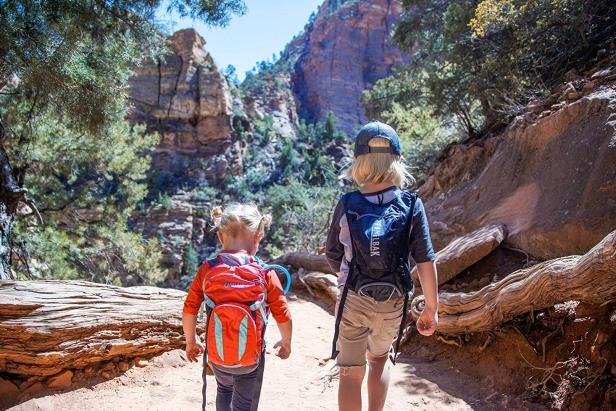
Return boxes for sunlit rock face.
[421,85,616,258]
[128,29,247,188]
[291,0,410,136]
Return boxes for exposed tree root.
[410,230,616,335]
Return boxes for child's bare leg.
[366,352,390,411]
[338,365,366,411]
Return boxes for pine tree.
[0,0,246,280]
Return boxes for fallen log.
[296,268,339,301]
[412,224,506,287]
[410,230,616,335]
[0,280,200,377]
[274,252,336,275]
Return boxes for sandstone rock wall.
[128,29,246,187]
[421,75,616,259]
[291,0,409,135]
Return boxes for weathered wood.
[410,230,616,335]
[274,252,336,275]
[0,280,200,377]
[296,268,339,301]
[412,224,506,287]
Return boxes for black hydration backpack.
[331,188,417,364]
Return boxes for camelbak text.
[370,220,383,256]
[224,282,253,289]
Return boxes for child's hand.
[273,339,291,359]
[416,307,438,336]
[185,339,205,362]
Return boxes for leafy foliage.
[368,0,616,139]
[0,0,245,283]
[217,112,349,257]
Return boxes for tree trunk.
[0,130,26,280]
[274,252,336,275]
[410,230,616,335]
[0,280,201,377]
[296,268,339,301]
[412,224,506,287]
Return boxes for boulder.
[422,87,616,258]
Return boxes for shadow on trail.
[393,347,547,411]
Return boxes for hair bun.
[261,214,272,229]
[210,206,223,220]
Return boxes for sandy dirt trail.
[11,295,476,411]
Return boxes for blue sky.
[158,1,323,80]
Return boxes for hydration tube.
[262,264,292,295]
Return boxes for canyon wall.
[291,0,409,135]
[128,29,247,188]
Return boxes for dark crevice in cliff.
[167,55,183,119]
[157,59,162,107]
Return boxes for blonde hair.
[210,203,272,238]
[343,137,414,188]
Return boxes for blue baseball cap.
[354,121,401,157]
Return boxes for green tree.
[388,0,616,135]
[0,0,246,279]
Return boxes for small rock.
[135,358,149,368]
[72,371,85,383]
[100,371,112,380]
[47,370,73,389]
[582,80,596,91]
[18,376,40,391]
[0,378,20,399]
[102,362,116,372]
[551,102,566,111]
[22,382,45,396]
[119,361,130,372]
[477,276,491,288]
[591,67,614,79]
[538,110,552,119]
[566,91,582,101]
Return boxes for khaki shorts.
[335,290,404,367]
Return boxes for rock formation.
[291,0,409,135]
[421,76,616,259]
[242,0,410,137]
[128,29,247,187]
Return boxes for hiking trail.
[10,294,538,411]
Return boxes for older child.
[183,203,292,411]
[326,121,439,411]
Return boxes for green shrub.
[157,192,172,209]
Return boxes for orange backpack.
[202,257,268,368]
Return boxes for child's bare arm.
[182,312,204,362]
[416,261,439,336]
[274,319,293,359]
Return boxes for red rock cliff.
[291,0,409,135]
[128,29,246,188]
